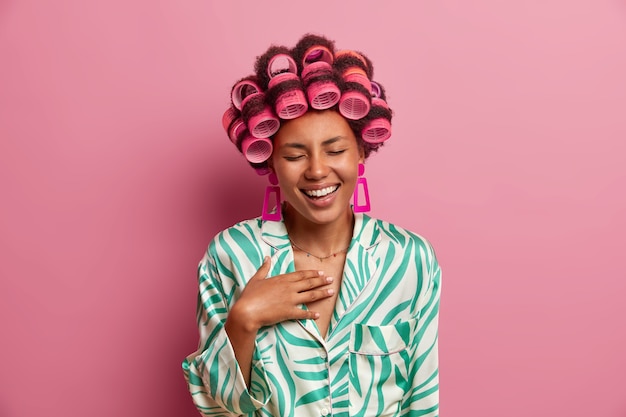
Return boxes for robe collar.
[260,212,381,254]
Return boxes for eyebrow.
[281,136,346,149]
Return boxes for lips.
[302,185,340,199]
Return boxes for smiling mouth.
[302,185,340,200]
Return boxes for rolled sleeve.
[182,248,272,416]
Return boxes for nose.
[304,153,329,180]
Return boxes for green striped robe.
[183,213,441,417]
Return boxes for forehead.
[273,110,356,146]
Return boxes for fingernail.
[318,271,324,276]
[327,289,335,295]
[326,276,334,283]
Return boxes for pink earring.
[262,172,282,221]
[353,163,371,213]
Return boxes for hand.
[228,256,334,332]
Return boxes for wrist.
[227,301,261,334]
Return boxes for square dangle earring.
[262,172,282,221]
[353,163,371,213]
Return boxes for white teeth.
[304,186,338,198]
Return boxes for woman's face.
[270,110,364,227]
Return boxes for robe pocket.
[348,320,417,417]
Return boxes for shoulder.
[204,217,265,261]
[212,217,263,244]
[367,216,442,294]
[366,215,436,255]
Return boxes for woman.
[183,34,441,417]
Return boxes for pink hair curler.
[339,90,370,120]
[231,79,261,111]
[361,118,391,143]
[371,97,388,109]
[301,60,332,79]
[361,94,391,143]
[268,72,308,119]
[307,81,341,110]
[228,118,246,144]
[303,45,334,67]
[241,93,280,138]
[339,67,371,119]
[370,81,383,98]
[222,107,246,144]
[301,61,340,110]
[267,54,298,78]
[222,107,238,133]
[343,67,371,91]
[335,50,368,70]
[241,134,273,163]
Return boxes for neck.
[283,204,355,255]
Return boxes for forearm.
[224,302,260,388]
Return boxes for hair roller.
[254,45,292,89]
[370,81,386,100]
[361,103,392,143]
[361,117,391,143]
[268,74,308,119]
[361,119,391,143]
[334,50,370,76]
[338,79,371,120]
[343,67,372,91]
[240,132,274,163]
[371,97,389,109]
[231,78,262,111]
[255,51,308,119]
[333,50,372,119]
[292,34,336,74]
[301,62,341,110]
[335,50,374,79]
[267,53,298,78]
[302,45,334,67]
[222,106,246,145]
[355,50,375,79]
[334,51,371,91]
[241,93,280,138]
[222,106,238,134]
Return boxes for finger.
[295,275,334,292]
[287,269,325,282]
[298,287,335,303]
[251,256,271,281]
[292,308,321,321]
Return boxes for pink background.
[1,1,625,416]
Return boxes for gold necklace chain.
[288,237,350,262]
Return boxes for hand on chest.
[293,251,346,339]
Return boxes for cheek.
[338,167,360,188]
[342,157,362,181]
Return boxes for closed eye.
[328,149,346,155]
[284,155,304,161]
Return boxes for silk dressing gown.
[183,213,441,417]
